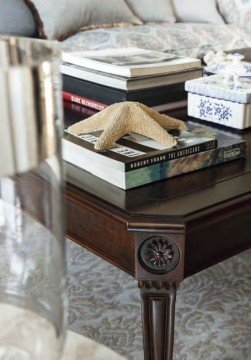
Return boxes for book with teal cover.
[125,122,246,189]
[63,121,246,189]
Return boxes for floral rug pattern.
[67,240,251,360]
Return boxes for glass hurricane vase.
[0,36,66,360]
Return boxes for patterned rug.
[67,240,251,360]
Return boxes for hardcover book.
[62,48,201,78]
[63,92,187,113]
[63,122,246,190]
[63,91,107,111]
[61,62,202,91]
[63,75,187,107]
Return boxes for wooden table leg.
[134,230,185,360]
[139,281,178,360]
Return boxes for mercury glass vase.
[0,37,66,359]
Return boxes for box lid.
[185,75,251,104]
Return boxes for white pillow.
[25,0,142,40]
[217,0,251,28]
[126,0,176,23]
[172,0,225,24]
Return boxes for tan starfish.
[67,102,187,151]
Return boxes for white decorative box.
[185,75,251,129]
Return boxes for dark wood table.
[65,105,251,360]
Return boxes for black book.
[63,75,188,107]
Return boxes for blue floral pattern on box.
[199,98,232,122]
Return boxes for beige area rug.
[67,240,251,360]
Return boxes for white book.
[62,48,201,78]
[61,62,202,91]
[63,144,125,188]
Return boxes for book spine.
[64,93,187,115]
[64,100,98,117]
[63,75,187,106]
[125,139,218,172]
[63,91,107,111]
[63,75,125,104]
[125,142,246,189]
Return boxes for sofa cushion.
[217,0,251,29]
[61,23,251,59]
[0,0,36,36]
[25,0,142,40]
[125,0,175,23]
[172,0,224,24]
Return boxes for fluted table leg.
[139,281,178,360]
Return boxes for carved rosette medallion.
[139,236,180,273]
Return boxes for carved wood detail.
[139,281,179,360]
[135,231,185,282]
[139,236,180,274]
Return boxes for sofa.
[61,22,251,59]
[1,0,251,60]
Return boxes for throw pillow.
[172,0,225,24]
[0,0,36,37]
[217,0,251,28]
[24,0,142,41]
[125,0,176,23]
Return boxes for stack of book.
[63,121,246,190]
[61,48,202,113]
